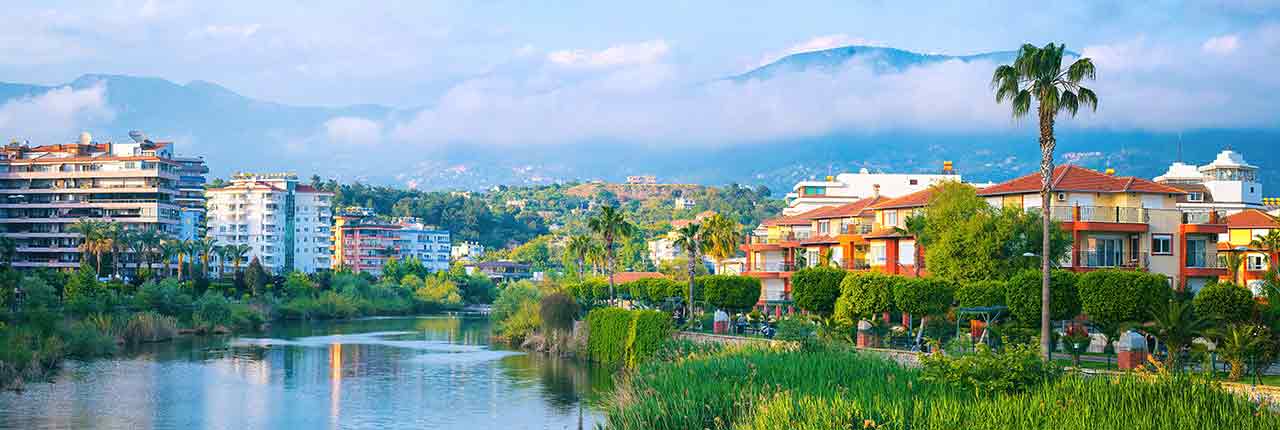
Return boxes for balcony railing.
[840,224,874,235]
[1182,210,1227,225]
[1078,249,1147,269]
[1187,250,1226,268]
[751,262,796,272]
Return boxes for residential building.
[451,241,485,262]
[392,218,451,272]
[863,189,935,276]
[206,172,333,274]
[0,132,184,271]
[1218,209,1279,294]
[626,175,657,184]
[1154,149,1264,214]
[782,163,961,215]
[465,261,532,283]
[977,165,1227,292]
[173,154,209,241]
[674,197,696,210]
[331,209,451,276]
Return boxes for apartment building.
[206,173,333,274]
[332,208,451,276]
[782,163,961,215]
[1219,209,1279,294]
[173,155,209,241]
[1154,149,1264,214]
[0,132,184,270]
[863,189,936,276]
[451,241,485,263]
[977,165,1227,292]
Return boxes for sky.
[2,0,1279,151]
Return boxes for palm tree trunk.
[687,250,697,318]
[576,257,584,279]
[96,252,103,277]
[607,238,616,304]
[1039,106,1057,361]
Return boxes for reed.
[123,311,179,344]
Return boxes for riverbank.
[603,340,1279,429]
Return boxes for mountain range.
[1,45,1276,194]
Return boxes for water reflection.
[0,316,610,430]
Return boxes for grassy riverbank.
[604,341,1279,430]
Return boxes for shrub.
[122,311,179,344]
[892,277,956,318]
[192,291,234,331]
[1193,282,1255,324]
[314,292,358,319]
[957,280,1007,308]
[1006,269,1080,324]
[539,292,578,332]
[1078,270,1170,327]
[621,277,683,305]
[832,272,898,326]
[587,307,633,367]
[18,276,59,312]
[63,319,118,358]
[497,301,542,343]
[920,343,1062,395]
[413,276,463,310]
[135,278,194,318]
[791,267,846,316]
[774,317,816,342]
[229,304,266,332]
[492,281,543,324]
[627,310,673,368]
[699,275,761,312]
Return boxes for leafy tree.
[833,272,899,327]
[539,292,579,332]
[993,42,1098,359]
[791,267,846,317]
[509,235,553,271]
[1193,282,1255,324]
[1006,269,1079,325]
[244,257,269,296]
[1078,270,1170,329]
[956,280,1006,308]
[699,275,760,313]
[414,276,462,308]
[893,277,956,345]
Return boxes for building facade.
[332,208,451,276]
[782,163,961,215]
[392,219,451,273]
[206,173,333,274]
[1219,209,1279,295]
[451,241,485,262]
[1154,149,1264,214]
[0,132,184,270]
[173,155,209,241]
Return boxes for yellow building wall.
[1229,229,1255,246]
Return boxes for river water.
[0,316,613,430]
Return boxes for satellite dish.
[128,130,146,143]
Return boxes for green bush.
[791,267,846,316]
[123,311,179,344]
[587,307,633,367]
[18,276,59,312]
[892,277,956,318]
[920,343,1061,395]
[627,310,674,368]
[229,304,266,332]
[492,281,543,325]
[192,291,234,331]
[63,319,119,358]
[135,278,194,318]
[1006,269,1080,324]
[539,292,578,332]
[621,277,683,305]
[1193,282,1255,324]
[497,300,541,343]
[832,272,899,326]
[956,280,1007,308]
[774,317,816,342]
[699,275,761,312]
[1078,270,1170,327]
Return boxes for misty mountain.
[1,46,1276,194]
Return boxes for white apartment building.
[1154,149,1264,215]
[206,173,333,274]
[783,163,962,215]
[393,219,451,272]
[0,132,186,270]
[451,241,485,262]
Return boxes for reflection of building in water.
[330,343,342,427]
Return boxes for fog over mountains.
[1,45,1276,193]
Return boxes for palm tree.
[895,214,928,276]
[1214,324,1265,381]
[1147,299,1211,371]
[103,222,124,279]
[229,243,252,274]
[69,220,106,275]
[1250,230,1280,275]
[700,213,741,273]
[216,245,232,278]
[587,205,636,303]
[193,237,216,278]
[160,239,182,278]
[123,230,148,278]
[673,223,705,317]
[1220,252,1245,286]
[565,234,594,279]
[993,43,1098,360]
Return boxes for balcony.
[1078,249,1147,269]
[1182,210,1226,225]
[1185,250,1225,269]
[750,262,796,272]
[840,224,874,235]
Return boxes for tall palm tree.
[193,237,216,278]
[229,243,252,274]
[123,230,148,277]
[103,222,124,279]
[69,220,106,275]
[1147,299,1211,371]
[993,43,1098,360]
[1250,230,1280,275]
[700,213,741,273]
[160,239,182,278]
[565,234,594,279]
[216,245,232,278]
[585,242,606,275]
[672,223,704,317]
[587,205,636,303]
[1220,252,1245,286]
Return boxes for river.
[0,315,614,429]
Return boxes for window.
[909,179,918,185]
[818,221,829,234]
[803,186,826,196]
[1248,254,1267,271]
[871,244,886,264]
[899,242,915,265]
[1188,192,1203,202]
[1056,192,1067,202]
[1151,234,1172,255]
[884,211,898,227]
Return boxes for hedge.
[833,272,900,325]
[1077,270,1170,326]
[1193,282,1255,324]
[622,277,684,304]
[956,280,1007,308]
[1006,269,1080,324]
[893,277,956,317]
[587,308,674,368]
[565,278,607,303]
[627,310,674,368]
[791,267,847,316]
[699,275,761,312]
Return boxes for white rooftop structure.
[783,165,961,215]
[1153,149,1263,214]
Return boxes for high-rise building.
[0,132,184,270]
[173,155,209,241]
[205,173,333,274]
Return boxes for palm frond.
[1066,58,1096,83]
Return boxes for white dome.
[78,132,92,145]
[1199,149,1256,172]
[1154,161,1201,183]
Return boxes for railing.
[840,224,874,235]
[1186,250,1226,268]
[751,262,796,272]
[1182,210,1227,225]
[1078,249,1147,269]
[846,260,871,270]
[1080,206,1143,223]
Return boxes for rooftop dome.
[1154,161,1201,183]
[1199,149,1256,172]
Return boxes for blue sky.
[1,1,1278,151]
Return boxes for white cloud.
[547,40,670,68]
[1202,34,1240,55]
[323,116,383,145]
[189,24,262,39]
[0,85,114,143]
[755,34,888,68]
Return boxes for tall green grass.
[605,343,1280,430]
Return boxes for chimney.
[942,161,954,174]
[872,184,881,198]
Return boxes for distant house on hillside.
[627,175,657,184]
[674,197,696,210]
[465,261,531,283]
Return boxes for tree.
[792,266,846,317]
[1193,282,1256,324]
[1006,269,1080,326]
[103,222,123,279]
[1147,299,1211,371]
[245,257,268,296]
[893,277,956,346]
[69,220,108,276]
[993,43,1098,359]
[833,272,898,327]
[1251,230,1280,275]
[228,244,252,274]
[0,236,17,267]
[565,234,594,279]
[700,275,761,314]
[1078,270,1170,330]
[701,213,742,273]
[160,239,182,278]
[672,222,704,317]
[587,205,636,303]
[1215,324,1267,381]
[194,237,216,279]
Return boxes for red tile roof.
[810,196,886,219]
[671,219,694,228]
[760,206,830,226]
[614,272,668,283]
[977,165,1185,196]
[862,227,910,239]
[1224,209,1280,229]
[868,187,942,210]
[295,184,332,193]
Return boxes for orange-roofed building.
[976,165,1227,292]
[1219,209,1280,293]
